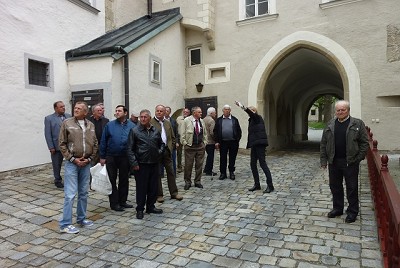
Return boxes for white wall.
[127,23,186,115]
[0,0,105,171]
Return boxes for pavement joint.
[0,147,383,267]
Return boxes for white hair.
[223,104,231,110]
[207,107,216,115]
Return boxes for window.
[67,0,100,14]
[24,53,54,91]
[151,60,161,84]
[205,62,231,84]
[246,0,269,18]
[29,60,49,87]
[149,54,162,88]
[189,47,201,66]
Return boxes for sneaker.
[77,219,93,227]
[60,225,79,234]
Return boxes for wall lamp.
[196,82,204,92]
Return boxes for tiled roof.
[66,7,182,61]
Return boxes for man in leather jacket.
[320,100,369,223]
[127,109,165,219]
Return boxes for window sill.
[320,0,364,10]
[236,14,279,27]
[68,0,100,14]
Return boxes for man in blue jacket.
[100,105,135,212]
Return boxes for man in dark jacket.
[100,105,135,212]
[88,103,109,164]
[127,109,165,219]
[214,104,242,180]
[320,100,369,223]
[235,101,274,193]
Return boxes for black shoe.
[327,209,343,218]
[136,211,144,219]
[194,183,203,188]
[204,172,217,176]
[229,173,236,180]
[219,174,227,180]
[345,214,357,223]
[263,186,274,193]
[146,208,163,214]
[184,184,191,190]
[249,185,261,191]
[55,181,64,188]
[120,203,133,208]
[111,205,125,212]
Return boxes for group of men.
[45,98,368,234]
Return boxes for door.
[71,89,104,118]
[185,96,218,118]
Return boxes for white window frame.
[188,46,202,67]
[24,53,54,91]
[238,0,277,21]
[149,54,162,88]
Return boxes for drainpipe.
[147,0,152,18]
[115,46,130,113]
[122,51,129,113]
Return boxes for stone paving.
[0,146,383,267]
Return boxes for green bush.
[308,121,326,129]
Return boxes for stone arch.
[247,31,361,149]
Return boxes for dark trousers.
[328,158,359,216]
[51,150,64,183]
[134,163,159,212]
[172,149,177,174]
[219,140,239,174]
[250,145,273,187]
[177,143,183,170]
[184,144,205,185]
[203,144,215,174]
[106,156,130,207]
[158,148,179,197]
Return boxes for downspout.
[147,0,152,18]
[123,53,129,113]
[116,46,130,113]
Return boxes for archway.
[248,31,361,150]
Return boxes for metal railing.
[366,126,400,268]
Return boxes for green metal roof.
[66,8,182,61]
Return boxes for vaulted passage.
[264,47,344,150]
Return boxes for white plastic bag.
[90,163,112,195]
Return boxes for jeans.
[59,161,90,228]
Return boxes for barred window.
[28,59,49,87]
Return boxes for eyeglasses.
[336,109,347,112]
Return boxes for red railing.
[366,126,400,268]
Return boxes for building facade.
[1,0,399,172]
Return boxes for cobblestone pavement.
[0,147,383,267]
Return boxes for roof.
[66,7,182,61]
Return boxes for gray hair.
[222,104,231,110]
[140,109,151,117]
[207,107,216,115]
[335,100,350,110]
